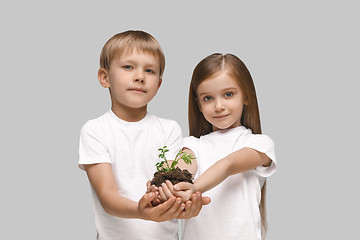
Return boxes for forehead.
[197,71,240,94]
[115,48,160,65]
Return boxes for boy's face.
[99,50,162,117]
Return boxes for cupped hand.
[137,192,185,222]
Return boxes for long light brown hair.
[188,53,268,236]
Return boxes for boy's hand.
[137,192,185,222]
[177,192,211,219]
[164,180,211,219]
[146,181,161,206]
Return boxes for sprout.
[155,146,195,172]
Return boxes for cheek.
[200,104,213,117]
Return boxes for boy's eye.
[145,69,155,74]
[123,65,132,70]
[225,92,233,97]
[203,96,212,101]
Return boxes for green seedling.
[155,146,195,172]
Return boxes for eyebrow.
[119,59,159,68]
[198,87,238,97]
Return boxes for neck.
[111,104,147,122]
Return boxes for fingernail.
[193,197,197,201]
[174,185,179,190]
[149,192,153,198]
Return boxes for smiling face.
[196,70,246,131]
[98,49,162,121]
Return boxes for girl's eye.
[203,96,212,101]
[225,92,233,97]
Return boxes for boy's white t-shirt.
[79,110,182,240]
[181,126,276,240]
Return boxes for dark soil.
[150,167,193,187]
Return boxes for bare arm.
[84,163,184,221]
[169,148,198,175]
[193,147,271,193]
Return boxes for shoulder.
[183,136,200,151]
[243,133,274,149]
[80,111,112,137]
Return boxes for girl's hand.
[158,182,176,203]
[165,180,195,202]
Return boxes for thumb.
[138,192,155,209]
[173,182,193,191]
[201,196,211,205]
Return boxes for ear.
[98,68,110,88]
[157,77,163,89]
[244,96,249,105]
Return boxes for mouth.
[213,114,230,119]
[128,88,147,93]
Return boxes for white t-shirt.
[79,110,182,240]
[181,126,276,240]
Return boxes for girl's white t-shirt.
[181,126,276,240]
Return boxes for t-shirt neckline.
[108,109,151,126]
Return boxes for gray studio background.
[1,1,359,239]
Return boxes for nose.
[215,99,225,111]
[134,70,145,83]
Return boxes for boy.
[79,30,208,240]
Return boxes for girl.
[168,53,277,240]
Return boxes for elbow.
[98,196,116,216]
[102,203,115,216]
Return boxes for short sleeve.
[183,136,199,157]
[242,134,277,177]
[162,120,183,160]
[78,121,111,170]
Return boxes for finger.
[165,180,175,192]
[161,182,175,199]
[191,192,201,216]
[180,193,202,219]
[160,198,183,219]
[202,196,211,205]
[151,192,160,206]
[176,203,186,217]
[173,182,193,191]
[139,192,155,210]
[153,197,177,214]
[158,187,167,202]
[150,185,159,192]
[177,200,192,219]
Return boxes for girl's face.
[196,71,246,132]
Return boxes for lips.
[128,88,146,93]
[213,114,229,119]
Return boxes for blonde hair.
[99,30,165,76]
[188,53,268,237]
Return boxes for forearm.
[99,191,143,219]
[193,159,229,193]
[85,163,146,219]
[193,147,270,193]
